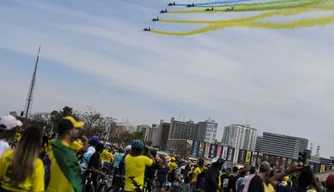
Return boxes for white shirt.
[0,140,10,157]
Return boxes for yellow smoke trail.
[152,8,334,36]
[167,0,319,14]
[160,7,322,24]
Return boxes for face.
[70,128,79,141]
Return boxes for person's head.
[11,126,42,184]
[108,148,112,152]
[178,160,184,167]
[130,139,144,157]
[125,145,131,154]
[249,166,256,174]
[57,116,84,142]
[297,166,313,189]
[42,135,49,147]
[259,161,270,175]
[171,157,176,162]
[95,143,104,153]
[198,159,205,167]
[326,175,334,192]
[118,147,123,153]
[0,115,22,141]
[51,133,57,139]
[239,167,246,177]
[226,168,232,174]
[211,158,225,170]
[232,166,239,174]
[89,136,100,147]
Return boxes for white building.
[221,124,257,151]
[198,118,218,143]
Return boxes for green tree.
[9,111,18,117]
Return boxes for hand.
[82,135,88,142]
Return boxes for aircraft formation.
[143,0,334,35]
[142,1,237,32]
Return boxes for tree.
[167,140,192,158]
[9,111,18,117]
[79,106,117,140]
[119,131,145,146]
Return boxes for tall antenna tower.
[24,46,41,118]
[310,142,313,155]
[316,146,320,157]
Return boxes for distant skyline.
[1,0,333,158]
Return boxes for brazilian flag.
[47,139,82,192]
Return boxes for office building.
[255,136,263,152]
[168,117,198,140]
[197,118,218,143]
[136,125,151,141]
[150,120,170,150]
[221,124,257,151]
[258,132,308,160]
[150,124,160,147]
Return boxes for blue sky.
[1,0,334,157]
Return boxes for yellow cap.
[63,116,84,129]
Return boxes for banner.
[245,150,252,164]
[187,140,193,149]
[209,144,216,159]
[222,146,228,160]
[198,142,204,157]
[204,143,210,159]
[191,141,199,156]
[216,145,222,158]
[320,165,326,172]
[238,150,246,164]
[251,152,257,166]
[233,148,239,163]
[227,147,234,162]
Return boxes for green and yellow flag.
[47,139,82,192]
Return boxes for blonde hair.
[11,127,42,184]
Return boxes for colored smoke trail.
[174,0,251,6]
[196,0,299,7]
[152,7,334,36]
[168,0,319,14]
[160,7,320,24]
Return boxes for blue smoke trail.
[175,0,251,6]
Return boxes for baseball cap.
[62,116,84,128]
[260,161,271,171]
[326,174,334,189]
[125,145,132,152]
[58,116,84,135]
[0,115,22,130]
[239,167,246,172]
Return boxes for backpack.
[168,168,176,183]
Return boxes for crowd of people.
[0,114,333,192]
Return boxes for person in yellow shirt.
[0,126,44,192]
[47,116,83,192]
[70,135,88,158]
[124,140,155,191]
[101,148,114,176]
[192,159,204,190]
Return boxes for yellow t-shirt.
[70,140,83,153]
[100,149,107,161]
[0,150,45,192]
[169,162,177,172]
[15,133,22,141]
[192,167,202,182]
[103,152,114,163]
[124,155,153,191]
[263,183,275,192]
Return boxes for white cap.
[125,145,132,151]
[0,115,22,130]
